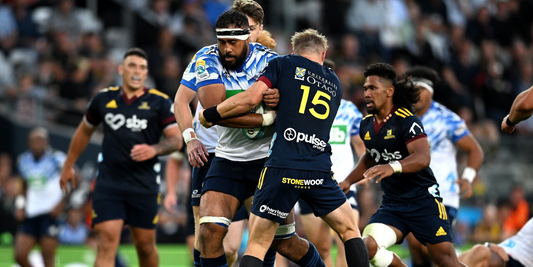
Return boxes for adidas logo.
[364,131,371,140]
[435,226,447,236]
[106,100,118,108]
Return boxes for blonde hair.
[291,28,328,55]
[256,30,276,50]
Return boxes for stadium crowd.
[0,0,532,266]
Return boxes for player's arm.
[131,125,182,162]
[502,86,533,133]
[339,152,375,192]
[455,133,484,198]
[60,121,97,194]
[365,137,431,184]
[351,135,366,158]
[164,154,182,214]
[198,81,271,128]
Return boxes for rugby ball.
[242,102,266,140]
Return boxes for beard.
[219,46,248,71]
[366,100,378,114]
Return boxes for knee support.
[363,223,397,267]
[198,216,231,228]
[274,222,296,240]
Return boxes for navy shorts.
[368,197,453,245]
[202,157,265,203]
[506,256,525,267]
[20,214,59,239]
[251,167,347,224]
[190,153,215,206]
[299,190,358,215]
[92,189,160,229]
[445,206,457,231]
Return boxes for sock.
[295,242,326,267]
[344,237,370,267]
[263,248,276,267]
[193,248,201,267]
[240,255,263,267]
[201,254,228,267]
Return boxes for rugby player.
[405,66,484,267]
[194,11,325,267]
[200,28,370,267]
[59,48,182,267]
[169,1,279,266]
[15,127,66,267]
[339,63,466,267]
[501,85,533,133]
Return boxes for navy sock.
[240,255,263,267]
[201,254,228,267]
[193,248,201,267]
[263,248,276,267]
[344,237,370,267]
[295,242,325,267]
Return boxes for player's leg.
[458,244,492,267]
[361,223,406,267]
[240,213,279,267]
[426,242,466,267]
[38,214,60,267]
[223,207,247,266]
[93,219,124,266]
[299,199,334,267]
[406,233,431,267]
[130,227,158,267]
[14,232,36,267]
[333,207,360,267]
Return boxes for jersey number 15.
[299,85,330,120]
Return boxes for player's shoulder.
[96,86,120,95]
[431,101,463,121]
[361,114,374,122]
[147,88,170,100]
[393,107,415,119]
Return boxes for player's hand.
[131,144,157,162]
[455,178,473,199]
[364,164,393,183]
[501,115,516,133]
[164,193,178,214]
[14,209,24,221]
[338,181,351,193]
[198,109,214,128]
[60,167,76,194]
[187,139,209,168]
[490,244,509,262]
[263,88,280,108]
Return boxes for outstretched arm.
[502,86,533,133]
[339,152,375,192]
[455,133,484,199]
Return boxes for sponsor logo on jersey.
[138,101,150,110]
[409,122,424,135]
[306,70,338,97]
[384,129,395,140]
[435,226,447,236]
[191,189,201,199]
[330,125,347,144]
[259,204,289,219]
[282,177,324,189]
[367,148,402,162]
[364,131,371,140]
[106,100,118,109]
[105,113,147,131]
[295,67,306,80]
[283,127,327,151]
[195,59,209,81]
[428,184,441,198]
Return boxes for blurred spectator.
[502,186,530,240]
[0,153,23,245]
[14,72,47,122]
[14,127,66,267]
[47,0,83,46]
[470,203,502,243]
[58,208,89,245]
[0,0,19,54]
[13,0,41,49]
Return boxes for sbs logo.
[105,113,147,131]
[367,148,402,162]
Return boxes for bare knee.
[198,223,227,252]
[14,251,28,265]
[363,236,378,259]
[432,247,461,267]
[272,235,308,262]
[134,240,156,258]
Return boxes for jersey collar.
[121,86,147,105]
[373,106,397,133]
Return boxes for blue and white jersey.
[195,43,278,161]
[180,46,218,153]
[499,218,533,267]
[419,101,469,208]
[17,148,66,218]
[330,99,362,185]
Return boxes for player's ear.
[387,85,395,97]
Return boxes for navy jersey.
[261,55,342,172]
[85,86,176,194]
[359,107,440,204]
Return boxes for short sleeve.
[257,57,282,89]
[401,113,427,145]
[85,94,103,126]
[159,98,177,130]
[449,118,469,143]
[195,56,223,88]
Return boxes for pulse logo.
[105,113,147,131]
[283,128,327,151]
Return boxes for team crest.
[384,129,395,139]
[295,67,306,80]
[196,59,209,81]
[138,102,150,110]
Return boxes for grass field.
[0,243,471,267]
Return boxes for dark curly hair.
[364,63,419,110]
[215,10,249,29]
[404,65,440,85]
